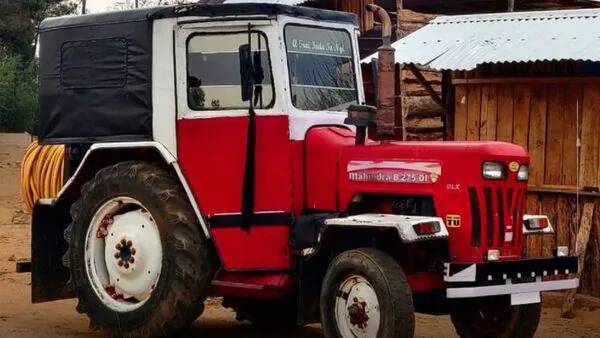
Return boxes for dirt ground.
[1,132,599,337]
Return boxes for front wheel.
[450,296,542,338]
[64,161,215,337]
[320,248,415,338]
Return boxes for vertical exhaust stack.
[366,4,397,140]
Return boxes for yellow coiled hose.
[20,141,65,212]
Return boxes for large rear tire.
[64,161,214,337]
[450,296,542,338]
[320,248,415,338]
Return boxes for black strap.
[241,24,255,231]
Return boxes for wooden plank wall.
[338,0,374,31]
[454,80,600,296]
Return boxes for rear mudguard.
[31,202,73,303]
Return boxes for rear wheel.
[450,296,542,338]
[64,161,214,337]
[320,248,415,338]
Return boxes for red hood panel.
[305,126,529,262]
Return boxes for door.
[174,21,293,271]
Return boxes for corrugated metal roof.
[222,0,310,4]
[361,8,600,70]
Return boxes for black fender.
[31,201,72,303]
[30,141,210,303]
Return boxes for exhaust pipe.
[366,4,397,140]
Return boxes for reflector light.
[556,246,569,257]
[525,217,549,230]
[413,221,441,235]
[487,249,500,261]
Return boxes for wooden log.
[402,96,446,118]
[404,116,443,129]
[405,131,444,141]
[403,83,442,96]
[562,202,595,318]
[406,64,446,109]
[402,69,442,84]
[454,85,468,141]
[399,9,436,23]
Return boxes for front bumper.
[444,256,579,303]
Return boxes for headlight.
[517,165,529,181]
[482,162,506,180]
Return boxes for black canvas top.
[37,3,357,144]
[39,3,358,31]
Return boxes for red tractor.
[31,3,578,338]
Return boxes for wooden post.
[81,0,86,14]
[396,0,403,39]
[561,202,595,318]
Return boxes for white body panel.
[164,14,362,140]
[324,214,449,243]
[152,18,179,158]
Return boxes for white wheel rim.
[84,197,163,313]
[334,274,381,338]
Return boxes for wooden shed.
[307,0,600,139]
[377,9,600,296]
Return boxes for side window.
[186,32,274,111]
[61,38,127,89]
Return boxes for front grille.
[469,187,482,247]
[469,186,525,248]
[497,188,505,246]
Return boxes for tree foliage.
[0,0,77,61]
[0,53,38,132]
[0,0,76,132]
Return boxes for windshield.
[285,25,358,111]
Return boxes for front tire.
[320,248,415,338]
[64,161,214,337]
[450,296,542,338]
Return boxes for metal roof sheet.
[361,8,600,70]
[222,0,310,4]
